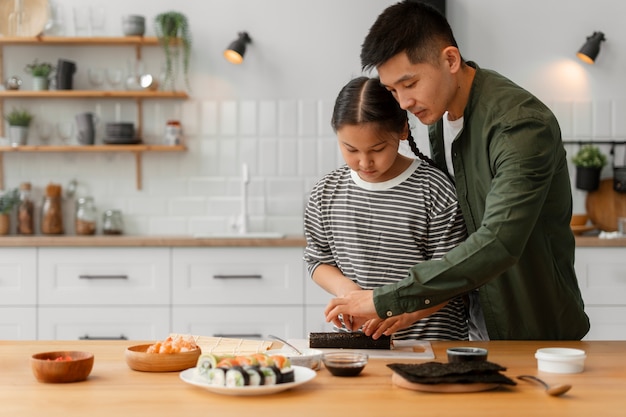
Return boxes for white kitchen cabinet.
[0,248,37,339]
[172,247,305,337]
[575,247,626,340]
[172,306,303,340]
[304,266,335,333]
[37,247,171,340]
[38,248,170,305]
[0,307,36,339]
[38,307,170,340]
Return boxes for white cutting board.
[288,339,434,360]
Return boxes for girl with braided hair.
[303,76,468,340]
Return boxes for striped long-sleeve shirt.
[304,159,468,340]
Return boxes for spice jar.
[41,183,64,235]
[102,209,124,235]
[75,196,97,235]
[164,120,183,145]
[17,182,34,235]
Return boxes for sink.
[193,232,286,239]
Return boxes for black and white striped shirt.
[304,159,468,340]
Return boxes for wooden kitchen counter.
[1,340,623,417]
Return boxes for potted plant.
[154,11,191,91]
[4,108,34,147]
[0,188,19,235]
[24,60,55,90]
[571,144,607,191]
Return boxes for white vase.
[32,76,49,91]
[9,126,29,147]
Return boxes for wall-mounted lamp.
[224,32,252,65]
[576,31,606,64]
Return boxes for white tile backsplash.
[5,97,619,236]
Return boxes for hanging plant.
[154,11,191,91]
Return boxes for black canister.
[56,59,77,90]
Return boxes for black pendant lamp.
[224,32,252,65]
[577,31,605,64]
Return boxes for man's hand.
[324,290,377,331]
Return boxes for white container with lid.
[535,348,586,374]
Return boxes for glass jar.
[41,183,64,235]
[102,209,124,235]
[164,120,183,145]
[75,196,97,235]
[17,182,34,235]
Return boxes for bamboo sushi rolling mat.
[169,334,280,355]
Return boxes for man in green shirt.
[324,0,589,340]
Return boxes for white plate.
[179,366,316,396]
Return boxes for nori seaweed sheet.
[308,332,391,349]
[387,361,517,385]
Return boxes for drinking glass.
[36,121,53,144]
[56,121,75,145]
[88,68,105,90]
[73,6,90,36]
[106,68,123,90]
[89,6,106,36]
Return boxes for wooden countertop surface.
[0,235,622,247]
[1,340,623,417]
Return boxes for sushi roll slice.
[207,367,227,386]
[244,365,265,386]
[196,353,218,375]
[280,367,295,384]
[225,366,250,387]
[259,366,279,385]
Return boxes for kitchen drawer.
[172,306,304,340]
[0,248,37,305]
[582,306,626,341]
[0,307,36,339]
[574,247,626,305]
[38,306,171,340]
[38,248,170,305]
[172,248,304,305]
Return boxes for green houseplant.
[0,188,19,235]
[24,60,55,90]
[4,108,34,146]
[571,144,607,191]
[154,11,191,91]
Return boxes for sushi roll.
[244,365,265,386]
[259,366,279,385]
[207,367,227,386]
[225,366,250,387]
[196,353,218,375]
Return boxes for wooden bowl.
[125,344,201,372]
[570,214,589,226]
[31,351,94,383]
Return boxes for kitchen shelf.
[0,144,186,190]
[0,35,188,191]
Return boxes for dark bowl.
[446,347,488,363]
[322,352,368,377]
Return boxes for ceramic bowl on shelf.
[570,214,589,227]
[121,15,145,36]
[31,351,94,383]
[125,344,201,372]
[322,352,368,377]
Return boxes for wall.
[1,0,623,235]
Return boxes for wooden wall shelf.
[0,36,188,191]
[0,145,186,190]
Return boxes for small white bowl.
[266,348,323,370]
[535,347,586,374]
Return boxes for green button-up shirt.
[373,63,590,340]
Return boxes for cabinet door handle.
[79,274,129,280]
[79,334,128,340]
[213,274,262,279]
[213,333,263,339]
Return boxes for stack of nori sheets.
[387,361,516,385]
